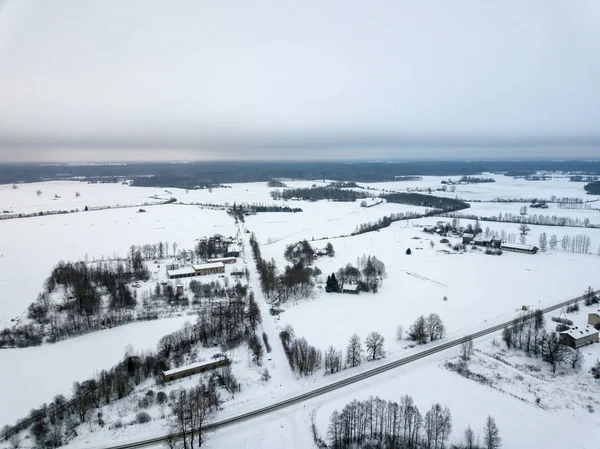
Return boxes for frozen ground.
[311,335,600,449]
[258,217,600,358]
[0,315,193,427]
[0,204,237,327]
[2,176,600,448]
[361,174,600,202]
[245,199,428,245]
[0,181,172,216]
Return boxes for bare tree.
[569,348,584,370]
[8,434,22,449]
[460,337,474,363]
[408,315,428,344]
[518,223,530,235]
[346,333,363,367]
[483,415,501,449]
[543,332,569,373]
[36,189,42,196]
[396,325,404,341]
[464,425,476,449]
[324,346,343,374]
[365,331,385,361]
[425,313,445,341]
[549,234,558,250]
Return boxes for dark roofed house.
[462,233,474,244]
[559,326,599,349]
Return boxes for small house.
[462,233,474,244]
[588,313,600,327]
[342,284,359,295]
[559,326,599,349]
[176,281,184,296]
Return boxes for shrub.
[137,397,150,409]
[262,332,272,353]
[136,412,151,424]
[551,316,573,326]
[112,420,123,429]
[556,323,570,332]
[566,303,580,313]
[156,391,167,404]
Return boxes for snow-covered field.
[258,217,600,358]
[2,175,600,449]
[0,315,193,427]
[0,204,237,327]
[361,173,600,202]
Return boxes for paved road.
[104,291,592,449]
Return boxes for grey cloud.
[0,0,599,162]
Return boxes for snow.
[192,261,226,270]
[2,176,600,448]
[0,315,193,427]
[0,204,237,327]
[500,242,538,251]
[560,325,598,338]
[166,266,196,277]
[257,218,600,358]
[162,357,227,377]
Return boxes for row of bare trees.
[501,309,583,373]
[327,395,501,449]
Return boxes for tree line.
[445,211,600,230]
[326,395,501,449]
[271,186,369,202]
[382,193,469,212]
[584,181,600,194]
[1,257,152,348]
[459,176,495,184]
[2,283,258,445]
[250,235,321,303]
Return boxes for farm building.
[473,236,492,247]
[558,326,599,349]
[588,313,600,327]
[500,243,538,254]
[193,261,225,275]
[162,356,230,382]
[166,266,197,279]
[462,233,474,244]
[342,284,359,294]
[207,257,237,264]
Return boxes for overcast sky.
[1,0,599,162]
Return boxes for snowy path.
[240,225,297,389]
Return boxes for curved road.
[105,291,592,449]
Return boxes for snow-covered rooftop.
[559,325,599,339]
[500,243,538,251]
[166,266,196,277]
[192,261,225,270]
[343,284,359,291]
[162,357,227,376]
[207,257,236,263]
